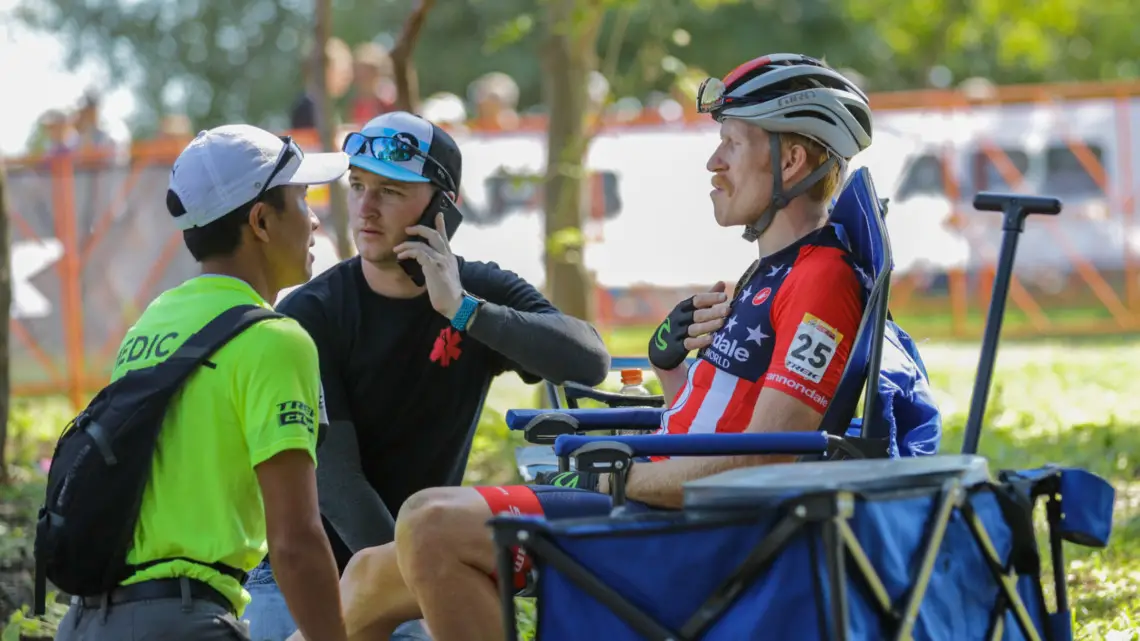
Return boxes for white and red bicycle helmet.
[698,53,873,241]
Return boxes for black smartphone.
[400,190,464,287]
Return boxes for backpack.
[846,317,943,457]
[33,304,284,615]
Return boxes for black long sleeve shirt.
[274,255,610,569]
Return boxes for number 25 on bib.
[785,313,843,384]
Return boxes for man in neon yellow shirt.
[55,125,351,641]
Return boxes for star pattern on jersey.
[767,265,791,278]
[738,285,753,302]
[853,264,872,289]
[745,324,769,346]
[717,312,768,348]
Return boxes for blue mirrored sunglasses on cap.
[341,132,455,192]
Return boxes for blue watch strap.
[451,294,480,331]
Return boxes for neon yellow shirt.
[112,275,321,615]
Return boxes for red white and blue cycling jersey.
[658,225,866,436]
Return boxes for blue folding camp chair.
[489,192,1117,640]
[507,166,941,486]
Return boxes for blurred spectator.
[419,91,468,132]
[74,90,114,151]
[349,41,397,126]
[26,108,77,156]
[959,76,998,100]
[468,71,520,130]
[291,37,354,130]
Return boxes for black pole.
[860,281,889,437]
[961,193,1061,455]
[960,230,1019,455]
[1048,496,1070,614]
[861,196,891,438]
[492,523,522,641]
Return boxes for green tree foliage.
[831,0,1100,88]
[13,0,1137,138]
[15,0,313,137]
[1051,0,1140,82]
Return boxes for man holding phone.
[242,111,611,641]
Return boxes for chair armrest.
[553,432,829,459]
[555,433,830,506]
[505,408,665,445]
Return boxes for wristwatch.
[451,292,485,331]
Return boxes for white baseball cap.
[167,124,349,231]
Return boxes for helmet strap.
[742,132,840,242]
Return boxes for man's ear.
[248,202,272,243]
[781,142,809,181]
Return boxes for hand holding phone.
[394,194,468,318]
[399,191,464,286]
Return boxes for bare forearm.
[624,454,788,509]
[627,389,825,508]
[271,529,348,641]
[467,303,610,385]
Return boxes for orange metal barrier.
[5,79,1140,409]
[875,82,1139,338]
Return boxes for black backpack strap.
[163,304,285,369]
[105,303,284,394]
[87,304,285,459]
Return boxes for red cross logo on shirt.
[431,327,463,367]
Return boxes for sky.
[0,0,136,156]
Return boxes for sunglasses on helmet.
[696,53,831,115]
[342,132,456,193]
[696,77,730,114]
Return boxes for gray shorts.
[55,577,249,641]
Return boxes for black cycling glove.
[533,470,603,493]
[648,296,697,371]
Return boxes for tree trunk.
[0,161,11,485]
[390,0,436,114]
[542,0,602,322]
[314,0,354,259]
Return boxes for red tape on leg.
[474,486,544,591]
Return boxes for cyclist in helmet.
[286,54,875,641]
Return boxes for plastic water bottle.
[619,369,652,398]
[617,369,653,436]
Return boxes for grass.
[3,328,1139,639]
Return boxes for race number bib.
[784,313,844,384]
